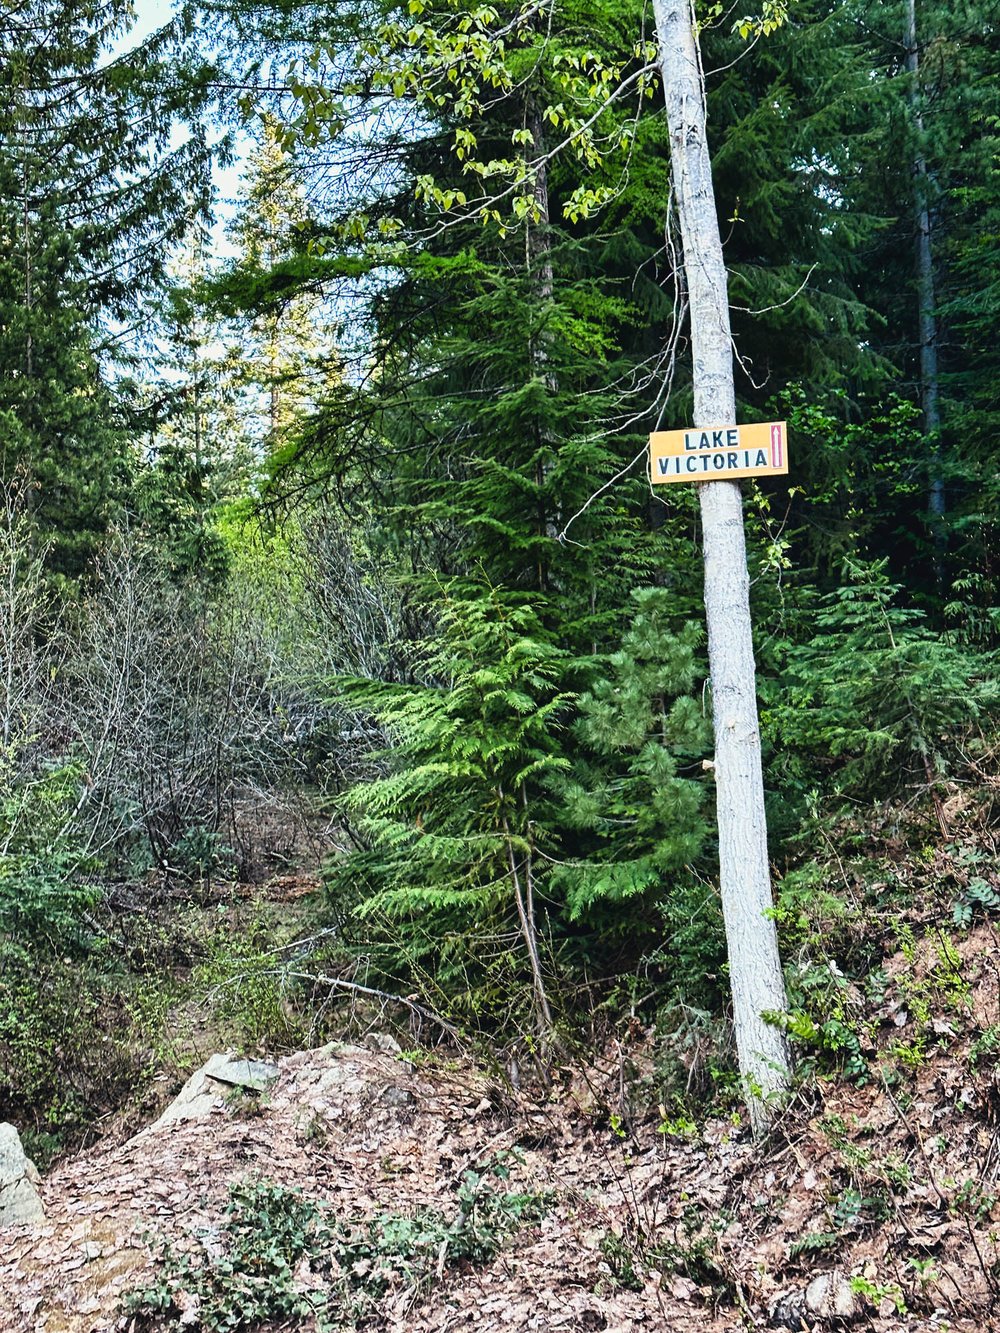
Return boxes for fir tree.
[137,229,253,582]
[0,0,214,579]
[223,116,333,454]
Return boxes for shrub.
[124,1160,549,1331]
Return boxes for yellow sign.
[649,421,788,484]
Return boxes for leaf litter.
[6,920,1000,1333]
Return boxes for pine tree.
[0,0,214,579]
[223,116,333,454]
[823,0,1000,601]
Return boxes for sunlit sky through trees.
[129,0,245,242]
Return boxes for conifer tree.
[0,0,214,578]
[137,229,244,582]
[224,116,332,453]
[828,0,1000,599]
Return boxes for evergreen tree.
[701,0,886,405]
[0,193,120,582]
[826,0,1000,601]
[0,0,214,579]
[136,232,238,583]
[223,116,333,454]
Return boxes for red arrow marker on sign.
[770,422,783,469]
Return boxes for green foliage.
[124,1161,549,1331]
[325,582,571,1025]
[772,387,924,580]
[275,0,657,233]
[952,877,1000,929]
[766,559,998,796]
[0,0,214,581]
[548,591,711,928]
[6,0,1000,1154]
[790,1184,892,1260]
[599,1229,645,1291]
[0,763,98,947]
[124,1180,334,1331]
[169,828,238,884]
[133,433,232,586]
[339,1157,549,1277]
[195,905,315,1053]
[323,582,713,1029]
[646,1204,736,1300]
[651,881,727,1011]
[788,1229,841,1259]
[0,949,178,1147]
[779,959,868,1080]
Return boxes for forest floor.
[4,786,1000,1333]
[2,952,999,1333]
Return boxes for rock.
[769,1269,858,1327]
[0,1123,45,1227]
[200,1054,281,1092]
[379,1084,416,1108]
[366,1032,403,1055]
[146,1053,280,1132]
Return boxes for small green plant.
[951,1179,997,1223]
[778,960,868,1079]
[0,762,99,946]
[890,1034,928,1069]
[832,1185,892,1230]
[447,1157,550,1263]
[646,1205,735,1301]
[970,1025,1000,1069]
[223,1084,271,1118]
[598,1229,645,1292]
[768,557,998,798]
[788,1230,841,1258]
[124,1158,549,1331]
[124,1180,334,1331]
[953,877,1000,928]
[850,1273,906,1315]
[657,1113,698,1140]
[907,1256,939,1287]
[168,827,237,884]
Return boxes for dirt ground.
[2,1006,997,1333]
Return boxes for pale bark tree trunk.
[905,0,945,531]
[651,0,790,1136]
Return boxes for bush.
[124,1161,549,1331]
[765,559,998,797]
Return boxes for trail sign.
[650,421,788,484]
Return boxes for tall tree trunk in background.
[527,103,559,577]
[905,0,945,539]
[651,0,790,1137]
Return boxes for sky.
[126,0,248,248]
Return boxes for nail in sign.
[649,421,788,484]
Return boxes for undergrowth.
[123,1157,549,1331]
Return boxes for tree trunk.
[527,104,560,574]
[651,0,790,1137]
[905,0,945,532]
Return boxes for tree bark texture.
[652,0,790,1135]
[905,0,944,525]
